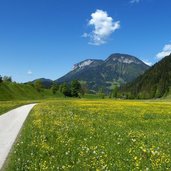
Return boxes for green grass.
[0,101,37,115]
[0,82,63,101]
[83,93,101,99]
[4,99,171,170]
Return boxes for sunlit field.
[0,101,34,115]
[4,99,171,170]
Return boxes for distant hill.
[121,54,171,99]
[30,78,53,89]
[56,53,149,91]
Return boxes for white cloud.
[156,44,171,59]
[130,0,140,3]
[27,70,33,75]
[83,9,120,46]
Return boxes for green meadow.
[2,99,171,170]
[0,82,63,101]
[0,101,34,115]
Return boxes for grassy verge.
[4,99,171,170]
[0,101,38,115]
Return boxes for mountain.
[120,54,171,99]
[30,78,53,89]
[56,53,149,91]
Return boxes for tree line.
[0,74,135,99]
[0,75,12,83]
[52,80,85,97]
[0,75,120,99]
[33,79,86,98]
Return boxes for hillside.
[56,53,149,91]
[121,54,171,99]
[0,82,60,101]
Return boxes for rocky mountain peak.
[72,59,94,70]
[72,59,104,71]
[105,53,145,65]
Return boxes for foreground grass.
[4,99,171,170]
[0,101,37,115]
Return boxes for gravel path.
[0,104,36,170]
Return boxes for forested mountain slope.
[121,54,171,99]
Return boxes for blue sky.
[0,0,171,82]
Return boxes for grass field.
[3,99,171,170]
[0,82,64,101]
[0,101,37,115]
